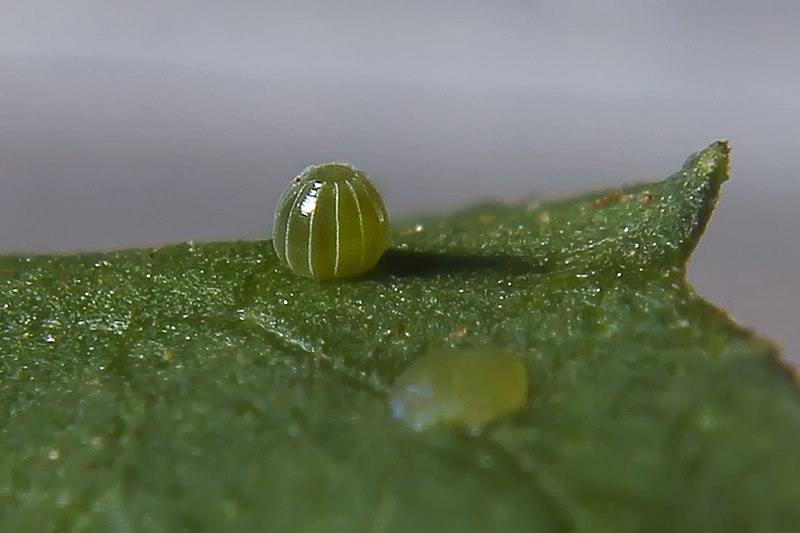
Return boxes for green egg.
[273,163,389,280]
[389,348,530,433]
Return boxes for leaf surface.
[1,141,798,532]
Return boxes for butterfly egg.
[273,163,389,280]
[389,348,529,433]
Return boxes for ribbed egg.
[273,163,389,280]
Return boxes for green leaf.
[2,140,799,532]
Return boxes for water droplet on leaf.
[389,348,529,433]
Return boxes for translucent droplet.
[389,348,529,433]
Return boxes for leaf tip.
[683,139,731,186]
[675,140,732,261]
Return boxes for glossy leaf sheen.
[2,141,799,532]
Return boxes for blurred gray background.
[1,1,798,365]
